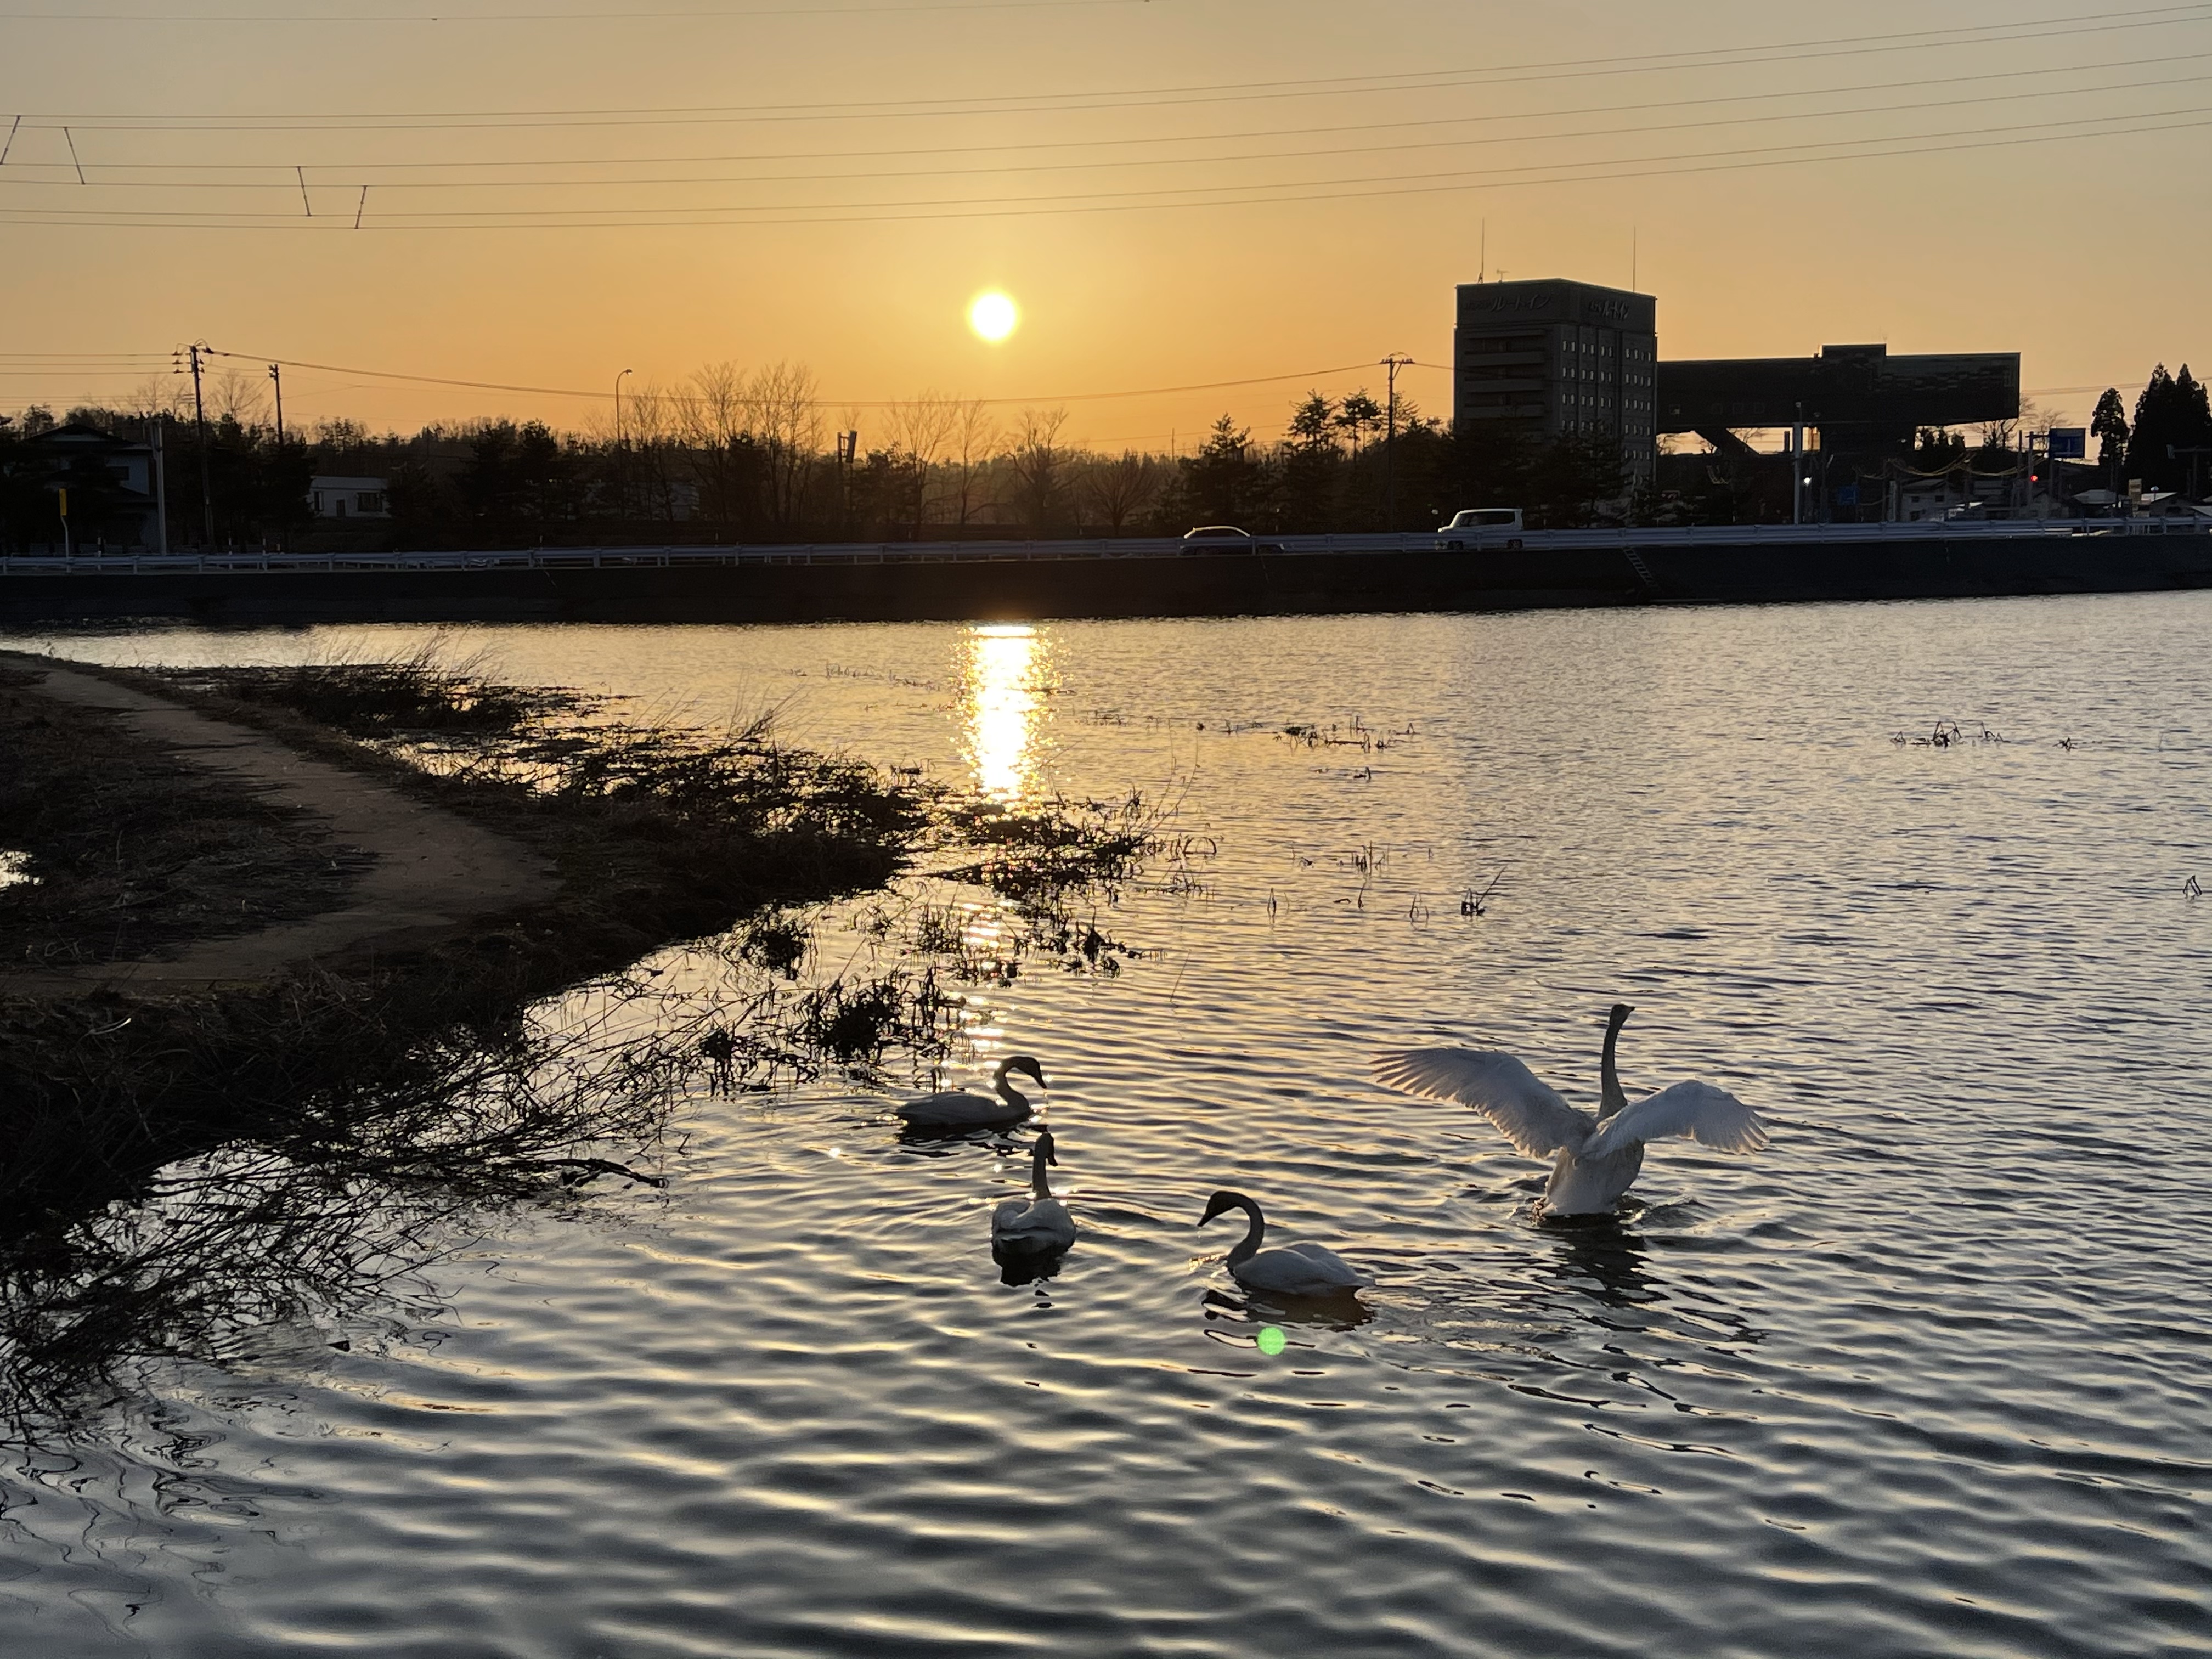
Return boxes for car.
[1437,507,1524,551]
[1180,525,1269,554]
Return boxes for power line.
[13,103,2201,227]
[15,51,2193,178]
[199,346,1395,406]
[12,68,2202,198]
[24,5,2212,131]
[0,0,1136,19]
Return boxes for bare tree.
[1007,405,1070,532]
[884,391,960,534]
[944,398,1000,527]
[1077,449,1165,533]
[210,368,267,428]
[752,361,824,529]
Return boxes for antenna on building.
[1480,219,1487,283]
[1632,225,1638,291]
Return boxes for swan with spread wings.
[1372,1003,1768,1217]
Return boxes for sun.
[968,290,1019,343]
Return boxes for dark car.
[1180,525,1271,554]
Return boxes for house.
[16,422,163,552]
[311,475,391,520]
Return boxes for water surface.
[4,595,2208,1657]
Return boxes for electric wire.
[5,50,2190,177]
[8,103,2201,227]
[7,66,2202,195]
[21,4,2212,131]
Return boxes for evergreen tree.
[1278,392,1340,531]
[1182,413,1262,526]
[2090,387,2129,474]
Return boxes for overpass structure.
[1655,343,2022,456]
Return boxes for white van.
[1437,507,1524,551]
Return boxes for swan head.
[1198,1189,1252,1228]
[996,1054,1048,1089]
[1034,1128,1058,1166]
[1607,1002,1636,1029]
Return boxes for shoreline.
[0,653,554,994]
[2,533,2208,626]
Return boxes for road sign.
[1833,484,1860,506]
[2049,427,2087,459]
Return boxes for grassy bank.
[0,651,1172,1431]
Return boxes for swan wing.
[1282,1243,1375,1289]
[899,1088,1022,1125]
[994,1198,1076,1250]
[1240,1245,1372,1294]
[1582,1081,1769,1159]
[1370,1047,1594,1157]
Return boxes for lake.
[3,593,2208,1657]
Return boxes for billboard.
[2048,428,2088,459]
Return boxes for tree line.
[4,356,2206,552]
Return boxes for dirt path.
[0,653,555,994]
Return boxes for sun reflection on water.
[960,624,1049,802]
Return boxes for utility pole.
[150,415,170,556]
[189,341,213,547]
[1791,400,1805,527]
[268,361,284,442]
[613,368,633,528]
[1383,353,1413,528]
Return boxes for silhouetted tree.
[2126,364,2212,493]
[1182,414,1265,526]
[2090,387,2129,476]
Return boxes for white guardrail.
[0,518,2197,577]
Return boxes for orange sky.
[2,0,2207,448]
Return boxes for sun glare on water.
[968,291,1019,342]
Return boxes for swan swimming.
[1198,1190,1374,1296]
[899,1054,1047,1128]
[991,1128,1078,1254]
[1372,1002,1768,1217]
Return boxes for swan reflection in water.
[1199,1286,1374,1331]
[1538,1210,1662,1310]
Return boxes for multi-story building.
[1452,278,1658,488]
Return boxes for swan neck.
[1226,1199,1264,1269]
[1030,1141,1052,1200]
[996,1071,1030,1112]
[1599,1017,1629,1119]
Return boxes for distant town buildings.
[1452,277,2023,518]
[19,422,161,552]
[311,476,390,520]
[1452,279,1659,488]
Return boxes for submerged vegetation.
[0,650,1183,1436]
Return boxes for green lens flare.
[1255,1325,1287,1356]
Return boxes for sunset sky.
[2,0,2207,448]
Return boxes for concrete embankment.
[2,533,2207,626]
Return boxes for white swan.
[1198,1190,1374,1296]
[991,1128,1077,1254]
[1372,1002,1768,1217]
[899,1054,1046,1128]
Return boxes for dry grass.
[0,667,364,967]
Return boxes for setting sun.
[967,290,1018,343]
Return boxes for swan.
[1372,1002,1768,1217]
[899,1054,1046,1128]
[991,1128,1077,1254]
[1198,1190,1374,1296]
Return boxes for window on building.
[357,492,385,513]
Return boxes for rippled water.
[5,596,2210,1657]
